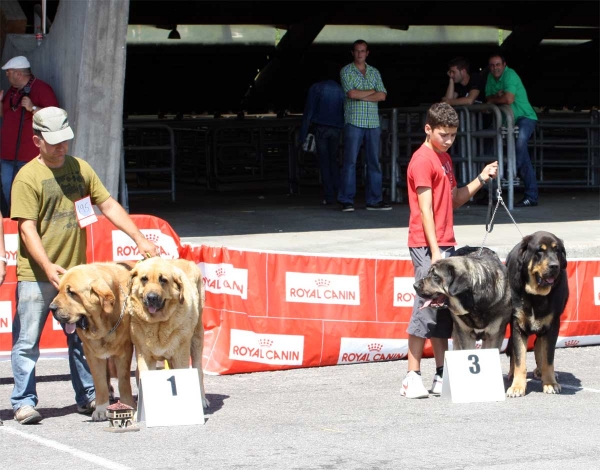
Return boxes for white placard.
[441,349,505,403]
[74,196,98,228]
[137,368,205,427]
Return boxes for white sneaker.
[431,374,443,395]
[400,371,429,399]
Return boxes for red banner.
[2,218,600,375]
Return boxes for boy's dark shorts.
[407,246,455,339]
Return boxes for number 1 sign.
[441,349,506,403]
[137,368,205,427]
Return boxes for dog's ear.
[516,234,533,275]
[172,268,186,304]
[128,267,139,294]
[557,237,568,270]
[447,264,470,296]
[90,278,116,314]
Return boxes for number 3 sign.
[441,349,506,403]
[137,369,205,427]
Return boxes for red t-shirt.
[1,78,59,162]
[407,143,457,247]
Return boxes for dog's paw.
[92,402,109,421]
[202,396,210,409]
[543,382,561,394]
[506,385,526,398]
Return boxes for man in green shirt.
[486,53,539,207]
[10,107,159,424]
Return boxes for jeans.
[315,125,341,203]
[515,117,538,203]
[11,281,95,412]
[1,159,26,215]
[338,124,383,205]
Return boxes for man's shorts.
[407,246,456,339]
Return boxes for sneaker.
[431,374,443,395]
[341,203,354,212]
[515,197,538,207]
[77,399,96,415]
[366,201,392,211]
[14,405,43,424]
[400,371,429,399]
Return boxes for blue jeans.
[315,125,341,203]
[1,159,26,214]
[11,281,95,412]
[338,124,383,205]
[515,117,538,203]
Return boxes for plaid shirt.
[340,62,387,129]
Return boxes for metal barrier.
[120,109,598,210]
[122,123,176,203]
[531,111,600,188]
[380,104,516,208]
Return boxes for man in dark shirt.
[299,79,345,205]
[441,57,485,106]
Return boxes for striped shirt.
[340,62,387,129]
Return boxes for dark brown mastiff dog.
[505,231,569,397]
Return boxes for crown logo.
[258,338,273,348]
[215,267,226,277]
[367,343,383,352]
[144,233,161,244]
[315,278,330,287]
[564,339,580,347]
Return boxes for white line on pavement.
[0,426,133,470]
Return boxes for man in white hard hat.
[9,106,159,424]
[0,56,59,214]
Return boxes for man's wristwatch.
[0,255,7,264]
[32,105,38,112]
[477,174,486,185]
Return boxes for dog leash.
[106,285,129,336]
[477,176,524,256]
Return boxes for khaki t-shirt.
[11,155,111,281]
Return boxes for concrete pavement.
[127,184,600,259]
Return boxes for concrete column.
[1,0,129,197]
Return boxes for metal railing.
[122,123,176,204]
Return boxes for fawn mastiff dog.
[50,262,135,421]
[127,257,209,408]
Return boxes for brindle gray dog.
[413,247,512,351]
[505,231,569,398]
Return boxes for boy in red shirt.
[401,103,498,398]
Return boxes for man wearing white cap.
[0,56,59,214]
[9,107,159,424]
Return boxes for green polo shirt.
[340,62,387,129]
[485,66,537,121]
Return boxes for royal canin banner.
[1,217,600,375]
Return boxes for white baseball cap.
[33,107,75,145]
[2,56,31,70]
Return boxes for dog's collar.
[107,285,128,336]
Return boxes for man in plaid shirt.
[338,40,391,212]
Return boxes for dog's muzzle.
[144,292,166,314]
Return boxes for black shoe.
[366,201,392,211]
[515,197,538,207]
[341,203,355,212]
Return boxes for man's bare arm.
[444,89,481,106]
[417,187,442,263]
[486,91,515,105]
